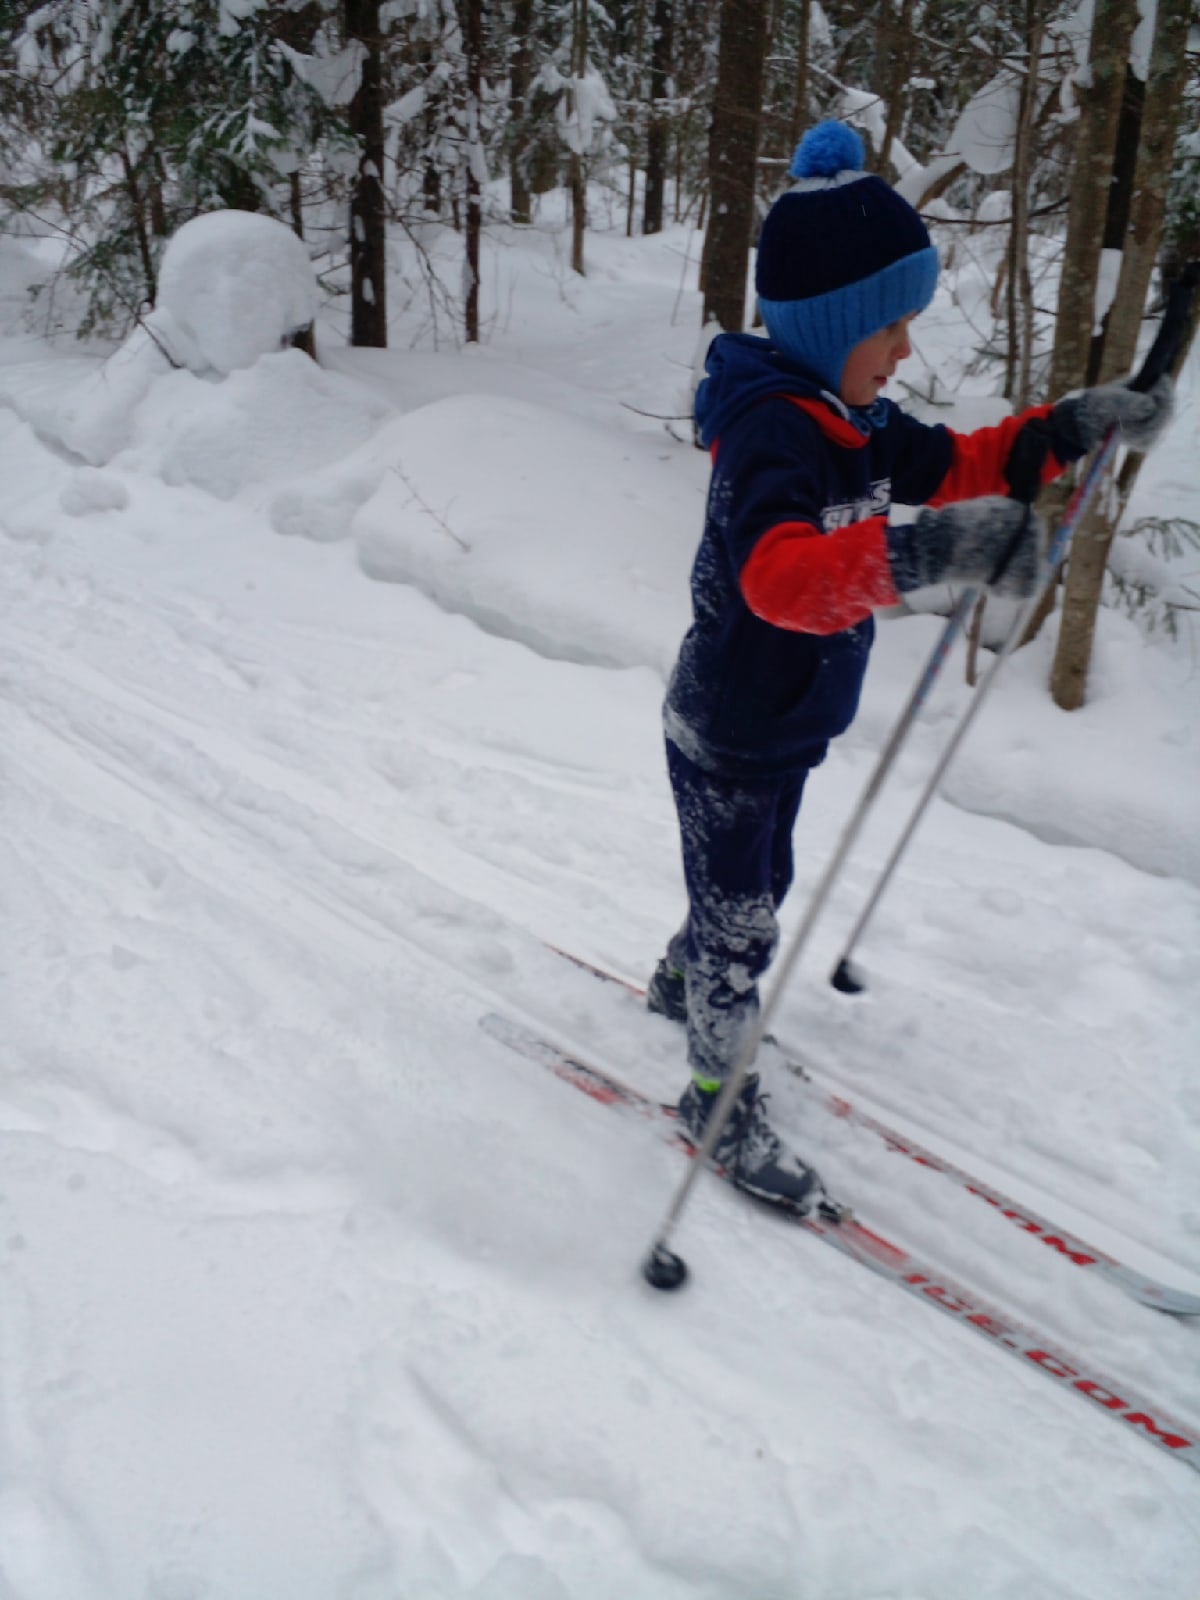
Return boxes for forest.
[2,0,1198,703]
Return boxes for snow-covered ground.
[1,204,1198,1599]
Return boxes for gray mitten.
[1050,374,1174,457]
[887,497,1044,599]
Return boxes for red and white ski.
[480,1008,1199,1476]
[551,947,1200,1318]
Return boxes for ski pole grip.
[1128,261,1199,393]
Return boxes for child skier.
[649,120,1173,1212]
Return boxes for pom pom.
[790,121,865,181]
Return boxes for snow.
[946,71,1024,176]
[348,395,700,671]
[543,64,618,156]
[1094,247,1124,332]
[1130,0,1158,80]
[154,208,319,375]
[1,203,1199,1599]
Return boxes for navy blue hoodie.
[664,332,964,776]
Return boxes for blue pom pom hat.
[756,120,939,393]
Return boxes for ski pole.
[828,264,1199,993]
[828,455,1107,993]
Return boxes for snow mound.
[60,467,129,516]
[153,209,319,376]
[0,213,323,464]
[0,334,165,465]
[943,617,1200,886]
[118,350,392,499]
[350,394,702,673]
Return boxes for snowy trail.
[6,534,1195,1274]
[4,534,1199,1595]
[5,512,1197,1292]
[4,527,1196,1324]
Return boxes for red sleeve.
[740,516,900,636]
[930,403,1065,505]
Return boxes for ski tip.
[643,1243,688,1291]
[831,957,867,995]
[1132,1285,1200,1317]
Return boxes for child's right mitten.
[887,497,1045,599]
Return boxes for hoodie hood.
[694,332,860,449]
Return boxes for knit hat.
[756,121,939,392]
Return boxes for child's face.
[839,315,916,407]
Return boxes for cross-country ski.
[480,1009,1199,1475]
[551,945,1200,1317]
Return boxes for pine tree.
[5,1,345,336]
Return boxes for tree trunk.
[569,0,589,275]
[1084,67,1144,384]
[1004,11,1046,408]
[570,156,587,275]
[1045,0,1138,400]
[461,0,484,342]
[120,147,156,308]
[786,0,811,156]
[1025,0,1135,664]
[289,171,305,238]
[510,0,534,224]
[626,0,648,236]
[346,0,388,348]
[643,0,674,234]
[149,151,168,237]
[1097,0,1192,381]
[876,0,916,178]
[1048,0,1192,711]
[702,0,769,332]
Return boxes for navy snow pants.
[663,739,810,1086]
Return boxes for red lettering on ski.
[1122,1413,1194,1451]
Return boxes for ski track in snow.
[2,220,1199,1598]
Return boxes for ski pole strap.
[1003,416,1053,506]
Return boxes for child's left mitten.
[1049,374,1174,458]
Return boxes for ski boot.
[677,1074,825,1214]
